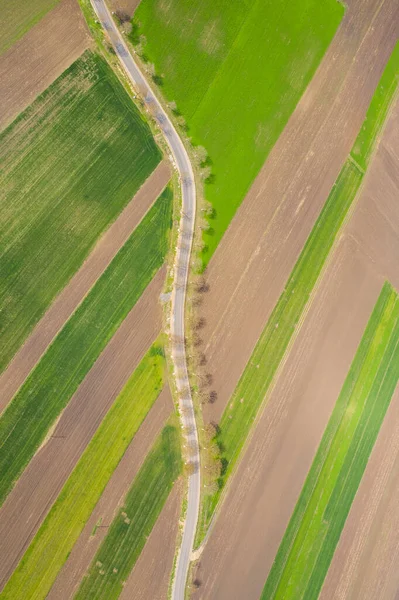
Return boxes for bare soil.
[192,41,399,600]
[109,0,142,18]
[120,480,182,600]
[0,267,164,590]
[0,0,90,131]
[0,161,170,413]
[48,385,173,599]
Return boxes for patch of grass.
[133,0,344,263]
[0,50,161,372]
[262,282,399,600]
[1,344,166,600]
[0,187,173,506]
[75,421,181,599]
[0,0,60,55]
[196,161,362,540]
[351,41,399,171]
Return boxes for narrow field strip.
[0,50,161,372]
[0,188,172,506]
[0,0,59,55]
[1,344,166,600]
[351,41,399,170]
[133,0,343,263]
[75,421,181,600]
[197,161,362,537]
[196,42,399,542]
[262,282,399,600]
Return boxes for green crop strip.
[0,50,161,372]
[133,0,344,265]
[0,0,60,55]
[0,187,172,506]
[262,282,399,600]
[195,40,399,544]
[1,343,166,600]
[75,421,181,599]
[351,41,399,171]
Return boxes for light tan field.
[0,0,90,131]
[0,161,170,413]
[0,268,164,590]
[192,72,399,600]
[48,386,173,599]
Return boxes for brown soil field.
[0,0,90,131]
[198,0,399,426]
[192,64,399,600]
[119,481,182,600]
[0,268,164,590]
[48,385,173,599]
[193,236,385,599]
[109,0,142,18]
[0,161,170,414]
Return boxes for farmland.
[133,0,344,263]
[76,421,181,600]
[197,160,362,539]
[0,187,172,506]
[0,49,161,372]
[1,344,166,600]
[351,41,399,170]
[262,282,399,600]
[0,0,60,55]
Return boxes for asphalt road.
[91,2,200,598]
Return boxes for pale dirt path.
[0,267,164,590]
[48,385,173,599]
[0,0,90,131]
[0,161,170,413]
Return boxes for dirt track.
[0,268,164,590]
[120,481,182,600]
[192,47,399,600]
[48,385,173,599]
[198,0,399,425]
[0,161,170,413]
[0,0,90,131]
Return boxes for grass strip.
[133,0,343,264]
[0,187,172,506]
[75,421,181,599]
[197,161,362,539]
[262,282,399,600]
[351,41,399,171]
[1,343,166,600]
[0,50,161,372]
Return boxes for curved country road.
[91,1,200,598]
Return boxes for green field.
[351,41,399,171]
[1,344,166,600]
[197,161,362,540]
[0,50,161,372]
[0,0,60,55]
[0,187,172,506]
[133,0,344,264]
[262,282,399,600]
[75,422,181,599]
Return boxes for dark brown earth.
[48,385,173,599]
[109,0,142,18]
[198,0,399,426]
[0,0,90,131]
[120,481,182,600]
[192,55,399,600]
[0,161,170,414]
[0,267,164,590]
